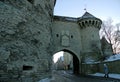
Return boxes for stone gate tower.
[78,12,102,63]
[0,0,105,81]
[52,11,103,74]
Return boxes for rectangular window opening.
[23,65,33,70]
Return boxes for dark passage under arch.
[63,49,80,74]
[73,54,79,74]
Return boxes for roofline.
[54,15,102,24]
[54,15,78,22]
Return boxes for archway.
[53,49,80,74]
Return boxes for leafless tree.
[112,23,120,54]
[100,18,114,54]
[100,18,120,54]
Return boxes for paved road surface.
[51,70,120,82]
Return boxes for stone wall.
[81,26,102,62]
[52,18,81,58]
[81,63,98,74]
[81,27,101,52]
[0,0,54,81]
[98,60,120,74]
[81,60,120,75]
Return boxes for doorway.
[53,50,79,74]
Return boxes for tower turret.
[78,12,102,63]
[78,12,102,29]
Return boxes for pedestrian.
[104,64,109,78]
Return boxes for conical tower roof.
[81,12,97,19]
[78,11,102,22]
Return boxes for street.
[51,70,120,82]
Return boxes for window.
[89,20,91,23]
[56,34,59,37]
[27,0,34,4]
[82,22,85,27]
[0,0,5,2]
[92,21,94,25]
[23,65,33,70]
[71,35,73,38]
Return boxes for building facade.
[52,12,102,63]
[0,0,112,82]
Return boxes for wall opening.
[71,35,73,38]
[23,65,33,70]
[52,50,79,74]
[92,21,95,25]
[0,0,5,2]
[56,34,59,37]
[27,0,34,4]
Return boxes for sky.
[54,0,120,24]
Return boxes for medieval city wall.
[81,60,120,75]
[0,0,54,81]
[0,0,115,81]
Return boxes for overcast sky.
[54,0,120,24]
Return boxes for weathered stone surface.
[52,15,102,63]
[0,0,54,81]
[0,0,113,81]
[82,60,120,75]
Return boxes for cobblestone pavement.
[51,70,120,82]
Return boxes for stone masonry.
[0,0,54,82]
[0,0,112,82]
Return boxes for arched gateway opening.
[52,49,79,74]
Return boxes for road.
[51,70,120,82]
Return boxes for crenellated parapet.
[78,12,102,29]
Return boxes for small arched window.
[56,34,59,37]
[82,22,85,27]
[92,21,95,25]
[89,20,91,24]
[71,35,73,38]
